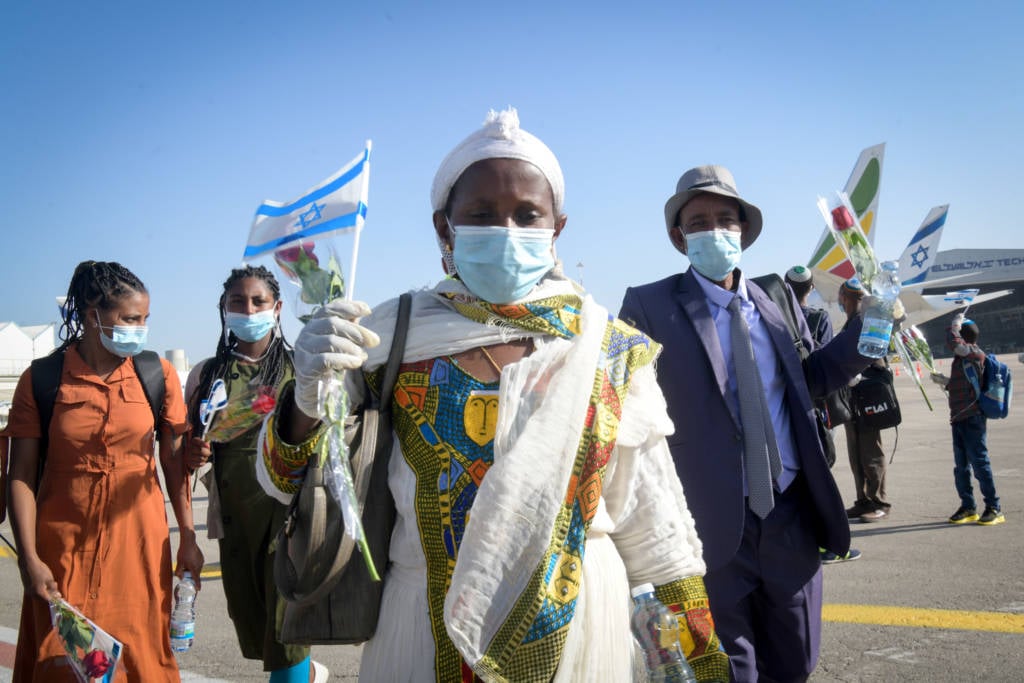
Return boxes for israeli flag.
[943,289,979,305]
[243,142,371,260]
[898,205,948,286]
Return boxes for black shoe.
[978,507,1005,526]
[821,548,862,564]
[948,506,979,524]
[846,504,870,519]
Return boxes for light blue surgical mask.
[685,229,742,281]
[451,225,556,303]
[95,311,148,358]
[225,310,277,342]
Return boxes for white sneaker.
[312,660,329,683]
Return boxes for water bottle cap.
[630,582,655,598]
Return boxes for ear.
[432,210,452,249]
[553,213,568,240]
[273,299,283,316]
[669,226,688,253]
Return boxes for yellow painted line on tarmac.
[1,547,1020,633]
[1,546,223,580]
[824,603,1024,634]
[200,566,222,580]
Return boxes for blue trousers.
[952,414,1000,510]
[703,475,822,682]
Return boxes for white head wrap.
[430,107,565,214]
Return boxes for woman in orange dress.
[6,260,204,681]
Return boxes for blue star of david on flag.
[295,201,324,229]
[910,245,929,268]
[243,143,371,260]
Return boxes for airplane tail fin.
[808,143,885,279]
[898,205,949,286]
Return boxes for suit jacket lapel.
[675,269,738,426]
[747,281,805,391]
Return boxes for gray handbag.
[275,292,412,644]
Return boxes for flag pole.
[346,140,371,301]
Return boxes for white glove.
[951,313,965,329]
[293,300,381,419]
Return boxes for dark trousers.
[844,422,889,511]
[952,414,1000,510]
[703,476,822,682]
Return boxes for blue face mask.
[95,311,148,358]
[451,225,556,303]
[685,229,742,281]
[225,310,277,343]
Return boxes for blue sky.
[2,1,1021,365]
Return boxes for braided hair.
[188,265,293,434]
[58,260,147,351]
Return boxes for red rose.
[274,242,318,281]
[83,649,111,677]
[831,205,855,231]
[252,388,277,415]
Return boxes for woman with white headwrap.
[260,109,729,682]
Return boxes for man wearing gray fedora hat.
[619,165,873,682]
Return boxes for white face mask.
[95,311,148,357]
[685,229,742,281]
[450,225,556,303]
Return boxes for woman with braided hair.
[6,260,202,681]
[184,265,326,682]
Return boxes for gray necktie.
[728,296,783,518]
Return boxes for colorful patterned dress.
[261,278,728,682]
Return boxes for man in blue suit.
[619,166,871,682]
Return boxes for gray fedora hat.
[663,165,763,251]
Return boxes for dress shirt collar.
[691,267,749,309]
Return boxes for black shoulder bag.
[275,292,412,645]
[851,364,902,431]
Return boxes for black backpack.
[29,349,166,490]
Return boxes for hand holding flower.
[185,436,212,472]
[292,300,380,419]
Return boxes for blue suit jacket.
[619,268,867,570]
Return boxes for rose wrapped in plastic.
[205,384,278,443]
[243,143,377,579]
[49,597,122,683]
[83,649,111,677]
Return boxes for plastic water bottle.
[858,260,901,358]
[630,583,696,682]
[170,572,197,653]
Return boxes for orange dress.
[7,346,187,682]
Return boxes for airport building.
[917,249,1024,358]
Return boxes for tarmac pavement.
[1,357,1021,681]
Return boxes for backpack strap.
[132,350,166,430]
[27,350,165,492]
[750,273,809,360]
[29,350,66,489]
